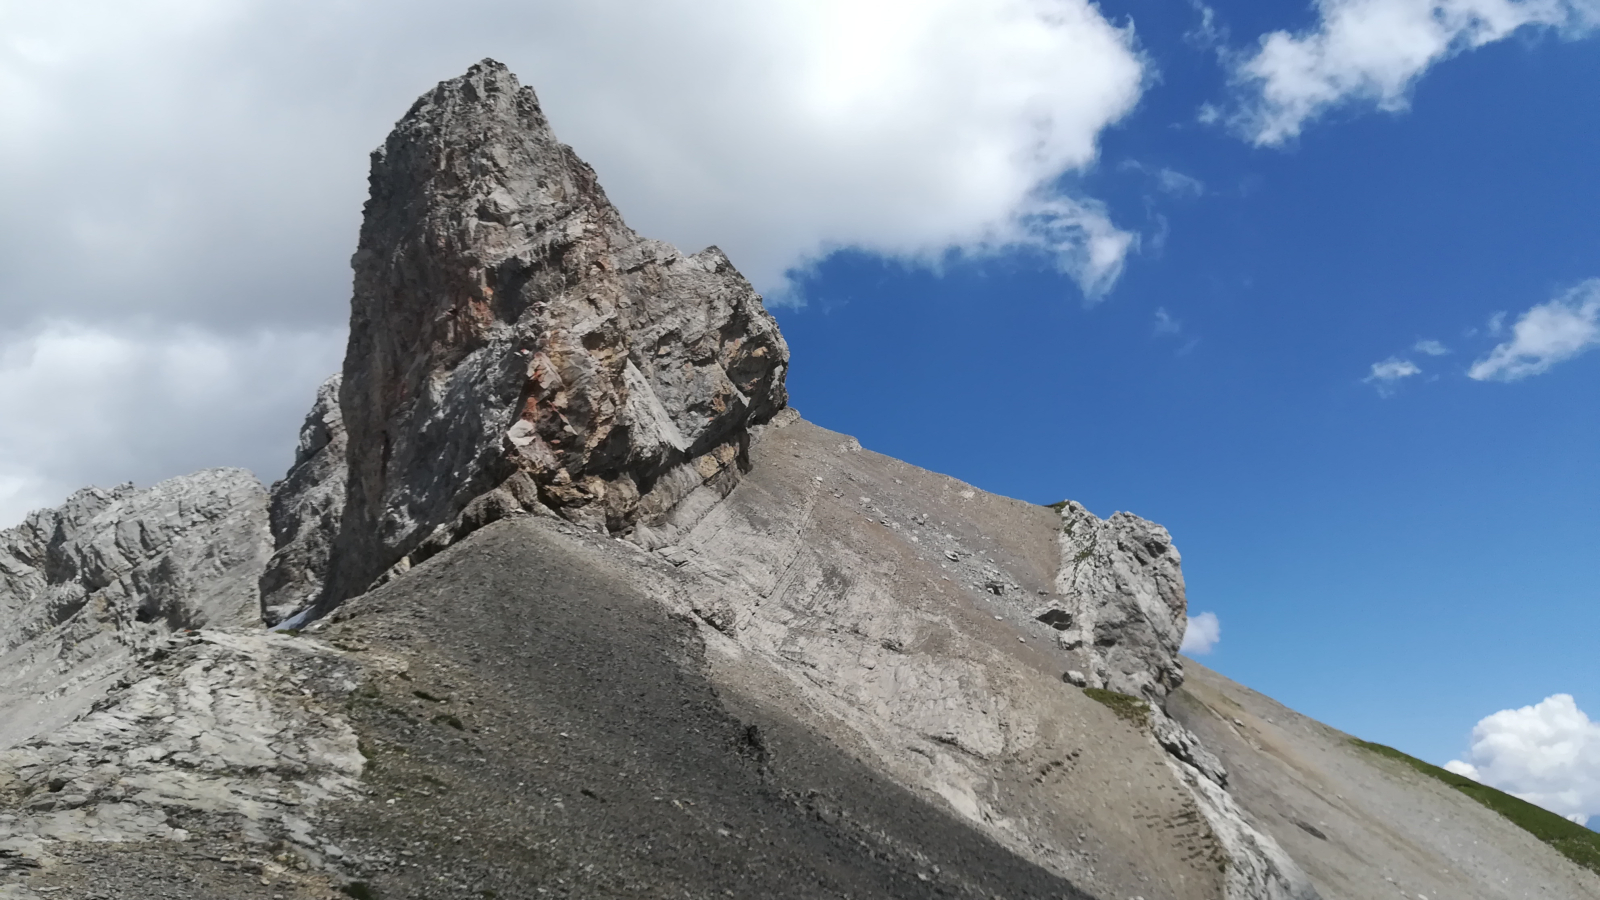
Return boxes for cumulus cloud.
[1469,280,1600,381]
[1446,694,1600,826]
[1181,612,1221,655]
[1230,0,1600,145]
[1363,356,1421,395]
[0,0,1146,316]
[1414,339,1450,356]
[0,0,1149,522]
[0,323,344,526]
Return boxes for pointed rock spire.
[321,60,789,608]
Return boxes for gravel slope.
[313,516,1096,900]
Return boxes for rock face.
[0,470,271,748]
[0,630,365,880]
[324,59,788,608]
[1047,500,1188,701]
[258,375,347,626]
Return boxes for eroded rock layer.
[0,469,271,749]
[325,59,788,607]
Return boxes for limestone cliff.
[322,59,788,610]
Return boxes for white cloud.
[1469,280,1600,381]
[0,323,344,527]
[1230,0,1600,145]
[1,0,1146,317]
[1414,339,1450,356]
[1446,694,1600,826]
[1364,356,1421,395]
[1186,1,1228,49]
[1181,612,1221,655]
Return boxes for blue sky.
[1,0,1596,822]
[775,2,1600,780]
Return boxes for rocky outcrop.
[259,375,347,626]
[322,59,788,609]
[1045,500,1188,701]
[0,469,271,749]
[1038,501,1317,898]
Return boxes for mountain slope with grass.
[1171,661,1600,900]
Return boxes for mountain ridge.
[1,59,1595,900]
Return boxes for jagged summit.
[323,58,788,613]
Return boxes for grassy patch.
[1046,500,1070,512]
[1350,738,1600,876]
[1084,688,1149,728]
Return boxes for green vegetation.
[339,882,378,900]
[1046,499,1070,512]
[1084,688,1149,727]
[1351,738,1600,876]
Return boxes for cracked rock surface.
[0,469,271,750]
[0,630,366,900]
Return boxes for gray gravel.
[312,517,1094,900]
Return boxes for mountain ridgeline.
[1,61,1595,900]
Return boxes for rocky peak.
[322,59,788,609]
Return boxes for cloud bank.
[1469,280,1600,381]
[1446,694,1600,826]
[1181,612,1222,655]
[1231,0,1600,145]
[0,0,1148,523]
